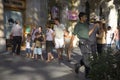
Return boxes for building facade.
[0,0,120,52]
[0,0,48,52]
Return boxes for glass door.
[4,10,23,39]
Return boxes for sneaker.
[75,63,80,74]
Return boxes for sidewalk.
[0,47,90,80]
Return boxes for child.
[33,32,44,60]
[25,34,32,58]
[106,26,114,48]
[64,29,72,62]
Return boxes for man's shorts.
[54,38,64,49]
[33,47,42,55]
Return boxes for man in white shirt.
[11,20,23,55]
[53,18,65,60]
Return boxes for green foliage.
[89,49,120,80]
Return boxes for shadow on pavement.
[0,47,88,80]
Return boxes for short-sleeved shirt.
[34,38,41,48]
[53,24,65,39]
[25,39,31,48]
[31,29,38,41]
[72,21,89,39]
[46,29,54,41]
[11,24,22,36]
[106,30,113,44]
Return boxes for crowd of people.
[10,12,120,79]
[10,18,72,62]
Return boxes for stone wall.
[0,0,6,52]
[25,0,48,28]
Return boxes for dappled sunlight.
[33,13,39,21]
[0,54,80,80]
[107,0,114,7]
[1,69,14,75]
[0,30,4,37]
[108,6,117,30]
[0,1,6,52]
[19,66,37,72]
[27,7,39,24]
[90,12,98,20]
[0,3,4,38]
[0,9,3,15]
[0,45,84,80]
[26,0,48,26]
[44,65,72,79]
[0,24,4,30]
[33,7,38,12]
[71,0,80,7]
[0,14,3,19]
[0,38,6,49]
[108,0,118,30]
[0,73,46,80]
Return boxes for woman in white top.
[46,25,54,62]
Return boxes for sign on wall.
[67,10,78,21]
[4,0,25,9]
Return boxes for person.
[33,32,44,60]
[31,25,44,58]
[106,26,114,48]
[89,20,100,58]
[37,26,45,42]
[69,12,98,78]
[113,26,120,50]
[30,24,37,58]
[96,22,107,54]
[45,24,54,62]
[53,18,65,60]
[11,20,23,55]
[25,34,32,58]
[64,29,72,62]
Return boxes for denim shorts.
[33,47,42,55]
[26,48,31,53]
